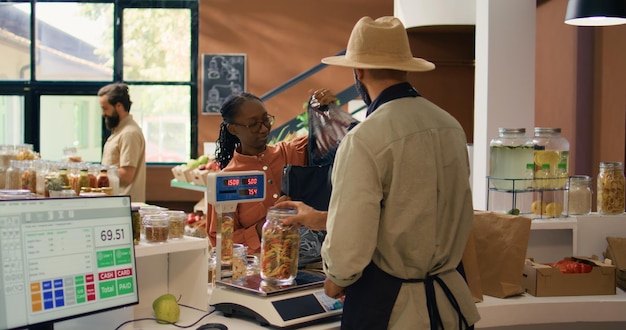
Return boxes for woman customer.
[207,91,336,253]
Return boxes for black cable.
[114,306,219,330]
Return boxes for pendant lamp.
[565,0,626,26]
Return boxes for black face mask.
[353,70,372,106]
[104,110,120,130]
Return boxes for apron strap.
[404,271,470,330]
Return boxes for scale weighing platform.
[210,271,342,328]
[205,170,343,328]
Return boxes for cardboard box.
[523,257,616,297]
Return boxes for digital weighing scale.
[205,170,343,328]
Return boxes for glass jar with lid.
[15,144,36,160]
[566,175,592,215]
[531,128,570,189]
[489,128,534,191]
[231,244,248,283]
[33,159,48,196]
[131,205,141,245]
[107,165,120,195]
[0,145,15,189]
[144,213,170,243]
[5,160,22,190]
[260,207,300,285]
[597,162,625,215]
[163,210,186,239]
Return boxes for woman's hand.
[273,200,327,231]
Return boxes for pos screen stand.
[206,170,266,280]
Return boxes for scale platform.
[210,271,343,328]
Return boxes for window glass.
[123,8,191,82]
[35,2,113,81]
[128,85,190,163]
[0,95,25,144]
[39,95,102,162]
[0,3,31,80]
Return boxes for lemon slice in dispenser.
[534,151,560,168]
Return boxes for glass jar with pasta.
[260,207,299,285]
[597,162,625,215]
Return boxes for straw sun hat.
[322,16,435,72]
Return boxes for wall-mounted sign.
[201,54,246,115]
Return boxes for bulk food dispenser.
[487,127,570,218]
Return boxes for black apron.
[340,262,471,330]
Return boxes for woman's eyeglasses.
[230,115,275,132]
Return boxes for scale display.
[206,171,266,204]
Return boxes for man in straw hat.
[277,16,480,329]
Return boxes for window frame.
[0,0,199,163]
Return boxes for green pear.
[186,159,200,169]
[152,293,177,310]
[154,298,180,324]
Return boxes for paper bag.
[472,211,532,298]
[605,236,626,290]
[461,226,483,302]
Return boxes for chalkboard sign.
[201,54,246,114]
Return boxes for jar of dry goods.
[566,175,592,215]
[260,207,299,285]
[231,244,247,283]
[144,213,169,243]
[131,205,141,245]
[164,210,185,239]
[597,162,625,215]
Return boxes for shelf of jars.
[486,176,572,219]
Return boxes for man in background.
[98,83,146,203]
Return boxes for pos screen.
[0,196,139,329]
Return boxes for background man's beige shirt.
[102,114,146,203]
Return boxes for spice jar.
[489,128,534,191]
[164,210,186,239]
[97,167,110,188]
[5,160,21,190]
[260,207,299,285]
[144,213,169,243]
[76,168,91,196]
[20,160,36,193]
[0,145,15,189]
[231,244,247,282]
[131,205,141,245]
[566,175,592,215]
[597,162,625,215]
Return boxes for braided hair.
[215,92,263,169]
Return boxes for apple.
[197,155,209,165]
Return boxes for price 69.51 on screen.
[94,224,132,247]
